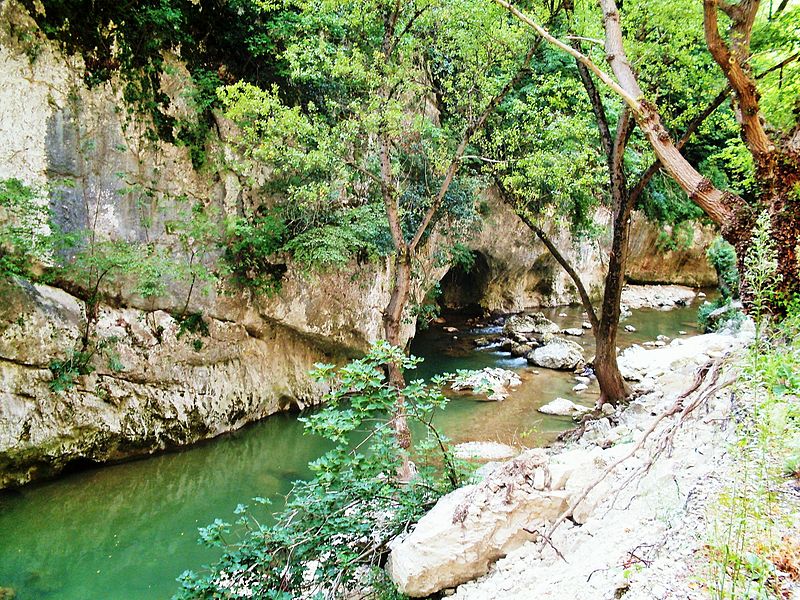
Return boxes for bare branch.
[496,180,600,328]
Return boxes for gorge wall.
[0,4,716,488]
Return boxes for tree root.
[534,357,731,561]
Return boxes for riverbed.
[0,303,701,599]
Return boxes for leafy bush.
[223,211,287,295]
[0,178,51,280]
[707,237,739,300]
[698,297,743,333]
[49,350,95,392]
[175,342,467,599]
[283,204,393,271]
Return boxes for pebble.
[573,383,588,392]
[624,325,636,332]
[559,312,568,317]
[582,321,593,329]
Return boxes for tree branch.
[703,0,773,158]
[572,39,614,161]
[496,180,599,328]
[492,0,643,112]
[408,38,543,252]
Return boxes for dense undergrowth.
[705,216,800,599]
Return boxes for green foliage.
[223,211,287,294]
[707,237,740,300]
[174,68,224,169]
[706,215,800,599]
[0,178,52,280]
[49,350,94,392]
[282,204,393,271]
[698,297,744,333]
[175,342,467,599]
[744,212,782,329]
[707,300,800,599]
[175,312,209,351]
[219,0,531,272]
[48,336,121,391]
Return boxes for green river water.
[0,304,702,599]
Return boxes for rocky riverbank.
[388,323,759,598]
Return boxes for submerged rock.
[538,397,592,416]
[527,338,585,370]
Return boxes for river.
[0,303,702,599]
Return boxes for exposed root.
[535,358,730,560]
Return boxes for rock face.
[528,338,585,370]
[439,192,716,313]
[0,279,340,487]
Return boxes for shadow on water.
[0,303,702,599]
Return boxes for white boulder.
[387,450,569,596]
[538,397,591,416]
[528,338,585,370]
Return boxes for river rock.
[510,343,533,357]
[562,328,584,337]
[538,397,591,416]
[451,368,522,401]
[624,325,636,332]
[503,313,560,337]
[527,338,585,370]
[498,338,515,352]
[387,450,569,597]
[582,321,593,329]
[572,383,588,392]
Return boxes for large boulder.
[503,313,560,337]
[528,338,585,370]
[387,450,571,597]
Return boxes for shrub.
[175,342,467,599]
[223,211,287,295]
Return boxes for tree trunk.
[383,248,415,480]
[593,325,628,405]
